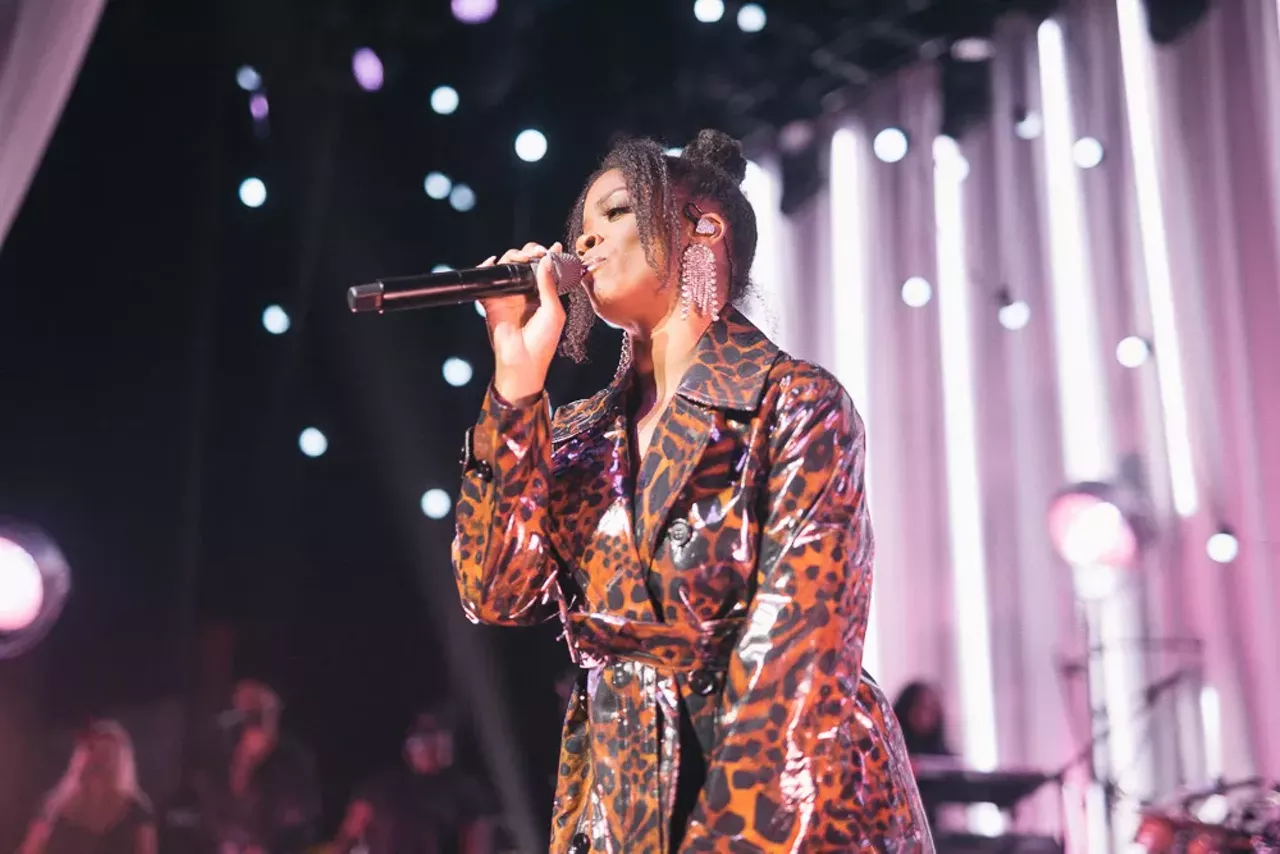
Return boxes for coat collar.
[552,308,779,444]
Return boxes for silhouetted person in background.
[331,709,495,854]
[18,720,157,854]
[193,679,320,854]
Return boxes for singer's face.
[577,170,674,331]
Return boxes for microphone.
[347,252,584,314]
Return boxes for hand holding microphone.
[347,239,583,404]
[480,242,566,405]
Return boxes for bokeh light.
[299,427,328,458]
[424,172,452,200]
[515,129,548,163]
[239,177,267,208]
[352,48,384,92]
[430,85,459,115]
[262,305,290,335]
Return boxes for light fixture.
[449,184,476,212]
[693,0,723,24]
[451,0,497,24]
[1048,482,1149,570]
[1073,136,1105,169]
[901,276,933,307]
[351,48,384,92]
[997,292,1031,330]
[0,520,71,659]
[430,85,459,115]
[236,66,261,92]
[262,305,290,335]
[514,129,548,163]
[424,172,452,200]
[299,427,328,458]
[1116,335,1152,367]
[737,3,766,32]
[1206,529,1239,564]
[421,489,453,520]
[238,178,267,208]
[873,128,909,163]
[442,357,474,387]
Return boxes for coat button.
[667,518,692,545]
[570,832,591,853]
[689,669,719,696]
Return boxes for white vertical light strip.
[1201,684,1222,779]
[933,135,998,779]
[829,126,878,679]
[741,158,786,345]
[1040,20,1150,850]
[1035,20,1114,484]
[1115,0,1199,517]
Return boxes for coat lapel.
[550,375,650,617]
[634,309,780,569]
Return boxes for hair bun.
[681,129,748,184]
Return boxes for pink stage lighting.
[0,538,43,633]
[250,94,269,121]
[451,0,497,24]
[352,48,384,92]
[1048,484,1145,569]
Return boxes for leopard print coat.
[453,309,932,853]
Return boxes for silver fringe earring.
[680,218,719,319]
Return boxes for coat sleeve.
[678,370,875,851]
[450,384,560,626]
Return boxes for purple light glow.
[451,0,497,24]
[352,48,384,92]
[250,94,269,121]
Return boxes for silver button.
[667,518,692,545]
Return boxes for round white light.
[873,128,909,163]
[449,184,476,212]
[514,129,548,163]
[424,172,452,200]
[1116,335,1151,368]
[239,177,267,208]
[421,488,453,520]
[998,299,1031,330]
[1015,112,1043,140]
[901,276,933,308]
[737,3,766,32]
[262,304,291,335]
[0,538,44,633]
[1074,136,1104,169]
[474,301,487,317]
[432,264,454,273]
[1206,531,1239,564]
[442,356,474,387]
[236,66,262,92]
[299,427,328,458]
[430,85,459,115]
[693,0,724,23]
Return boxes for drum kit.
[1133,778,1280,853]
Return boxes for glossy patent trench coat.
[452,309,933,853]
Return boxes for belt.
[563,611,744,674]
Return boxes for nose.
[575,232,600,258]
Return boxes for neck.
[629,311,713,406]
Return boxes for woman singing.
[452,130,931,852]
[18,720,156,854]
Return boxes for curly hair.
[559,129,759,362]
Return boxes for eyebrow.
[594,187,629,213]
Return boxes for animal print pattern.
[452,309,933,852]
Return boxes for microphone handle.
[349,263,535,314]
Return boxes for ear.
[690,210,728,246]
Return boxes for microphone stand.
[1045,662,1199,852]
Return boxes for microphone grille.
[547,252,585,294]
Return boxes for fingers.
[535,241,564,303]
[476,255,497,268]
[495,243,548,266]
